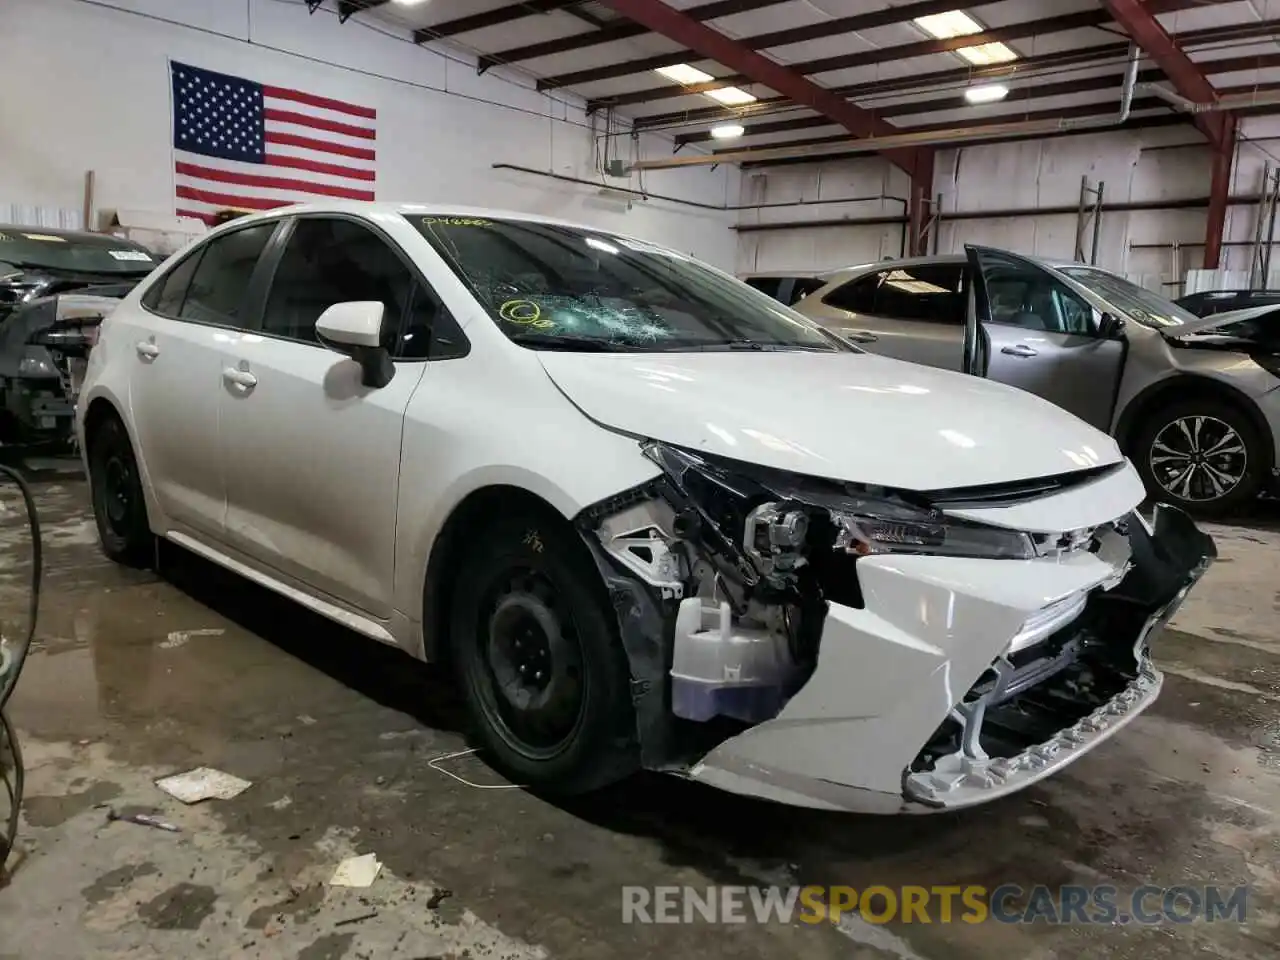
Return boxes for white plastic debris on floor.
[154,767,252,803]
[330,852,382,888]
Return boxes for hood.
[1164,303,1280,339]
[537,351,1123,490]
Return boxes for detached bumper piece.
[905,505,1214,810]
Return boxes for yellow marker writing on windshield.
[422,216,492,227]
[499,299,553,330]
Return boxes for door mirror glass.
[316,301,394,388]
[1098,311,1125,339]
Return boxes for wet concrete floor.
[0,479,1277,959]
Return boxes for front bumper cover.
[685,504,1215,813]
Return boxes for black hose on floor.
[0,462,45,869]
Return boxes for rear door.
[963,245,1126,430]
[127,220,279,537]
[805,263,967,367]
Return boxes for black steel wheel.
[87,416,153,566]
[1132,398,1265,517]
[450,511,637,793]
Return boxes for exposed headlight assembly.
[642,440,1036,573]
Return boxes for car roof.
[195,201,656,246]
[817,251,1089,282]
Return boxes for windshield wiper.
[507,332,636,352]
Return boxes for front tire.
[87,416,153,566]
[449,510,637,794]
[1131,398,1265,517]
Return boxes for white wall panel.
[738,119,1280,291]
[0,0,738,267]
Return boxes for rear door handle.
[222,367,258,388]
[135,341,160,360]
[842,329,879,344]
[1001,344,1038,358]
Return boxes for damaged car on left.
[77,202,1215,813]
[0,226,157,445]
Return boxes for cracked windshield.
[410,215,846,352]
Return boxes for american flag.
[170,61,376,226]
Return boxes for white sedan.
[77,202,1215,813]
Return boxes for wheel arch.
[81,390,162,533]
[420,484,576,666]
[1114,374,1274,472]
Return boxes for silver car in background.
[796,246,1280,516]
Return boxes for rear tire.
[87,416,154,567]
[1131,398,1265,518]
[449,510,637,794]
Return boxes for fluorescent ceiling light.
[914,10,1018,65]
[959,42,1018,65]
[392,0,432,5]
[655,63,714,85]
[710,123,745,139]
[914,10,983,38]
[706,86,757,105]
[964,83,1009,103]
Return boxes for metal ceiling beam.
[673,51,1280,145]
[590,0,929,179]
[1100,0,1235,268]
[555,7,1108,92]
[633,15,1278,129]
[519,0,977,83]
[414,0,582,43]
[577,0,1204,105]
[479,0,790,70]
[336,0,388,23]
[1101,0,1226,144]
[634,81,1280,170]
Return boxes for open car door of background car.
[963,245,1126,431]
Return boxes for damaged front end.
[576,442,1215,813]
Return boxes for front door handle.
[136,340,160,360]
[842,329,879,344]
[222,367,258,389]
[1001,344,1038,358]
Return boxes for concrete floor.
[1,479,1278,960]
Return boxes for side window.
[983,256,1095,335]
[822,274,880,313]
[872,264,966,324]
[262,218,452,359]
[178,223,276,327]
[142,249,204,316]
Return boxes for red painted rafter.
[591,0,929,181]
[1101,0,1235,267]
[1100,0,1227,144]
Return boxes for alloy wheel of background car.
[449,511,638,794]
[88,417,153,567]
[1132,399,1263,517]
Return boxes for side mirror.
[316,301,394,389]
[1098,312,1126,339]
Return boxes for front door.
[126,220,279,537]
[218,215,436,619]
[963,246,1126,430]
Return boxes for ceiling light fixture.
[392,0,432,6]
[914,10,1018,65]
[710,123,745,139]
[964,83,1009,103]
[654,63,715,85]
[706,86,757,105]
